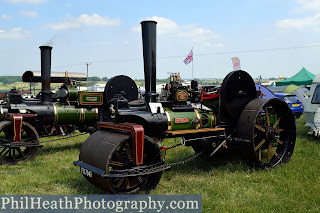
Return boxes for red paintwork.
[201,92,219,100]
[98,122,144,165]
[13,114,23,142]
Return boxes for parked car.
[275,93,303,118]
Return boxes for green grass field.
[0,115,319,212]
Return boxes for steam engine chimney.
[39,46,52,104]
[141,21,157,103]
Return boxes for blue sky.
[1,0,320,80]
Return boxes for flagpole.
[192,47,193,79]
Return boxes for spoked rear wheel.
[0,121,40,165]
[237,98,296,168]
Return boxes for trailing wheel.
[0,121,40,165]
[79,130,163,194]
[237,98,296,168]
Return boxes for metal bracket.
[98,122,144,165]
[181,137,186,146]
[12,113,23,142]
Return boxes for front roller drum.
[79,130,163,194]
[237,98,296,168]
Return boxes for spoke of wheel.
[137,176,143,183]
[277,139,283,145]
[268,144,272,162]
[255,139,266,151]
[253,133,257,138]
[126,178,130,189]
[255,125,265,132]
[3,148,10,157]
[273,116,281,129]
[275,129,284,132]
[16,148,25,157]
[12,149,15,160]
[270,147,278,157]
[259,148,261,161]
[114,151,122,160]
[116,178,125,188]
[109,161,124,167]
[265,107,270,126]
[0,147,8,156]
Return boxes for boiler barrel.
[53,104,98,125]
[164,108,216,131]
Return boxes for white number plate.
[80,167,93,178]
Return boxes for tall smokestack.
[141,21,157,103]
[39,46,52,104]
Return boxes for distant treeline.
[88,76,109,81]
[0,76,109,85]
[0,76,22,84]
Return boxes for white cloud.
[133,16,222,47]
[276,13,320,31]
[295,0,320,12]
[0,27,31,39]
[1,14,12,19]
[45,13,120,30]
[5,0,47,4]
[20,10,38,18]
[45,22,80,30]
[77,14,120,26]
[145,16,178,34]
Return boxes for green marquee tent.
[276,67,316,86]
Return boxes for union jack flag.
[183,49,193,65]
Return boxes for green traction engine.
[73,21,296,194]
[0,46,103,164]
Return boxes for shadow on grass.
[165,148,251,174]
[64,148,251,195]
[37,142,83,156]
